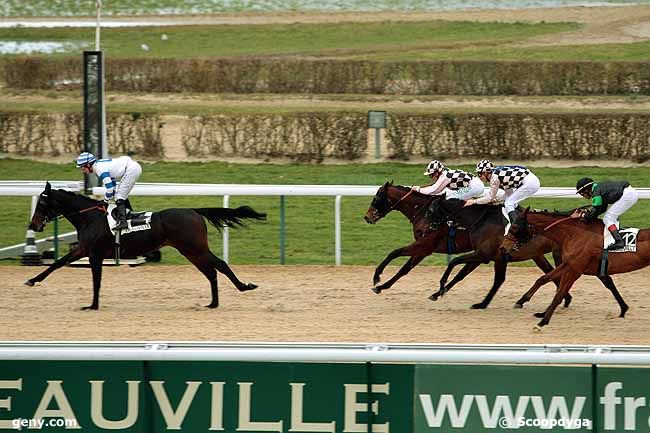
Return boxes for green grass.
[2,159,649,267]
[0,21,578,59]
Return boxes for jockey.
[411,160,484,200]
[464,159,540,251]
[75,152,142,231]
[574,177,639,250]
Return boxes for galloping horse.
[516,209,635,328]
[364,183,571,309]
[26,182,266,310]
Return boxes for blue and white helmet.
[476,159,494,174]
[423,160,446,176]
[75,152,96,168]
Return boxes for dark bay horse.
[26,182,266,310]
[516,210,635,328]
[364,183,570,309]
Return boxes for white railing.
[2,181,650,265]
[0,342,649,364]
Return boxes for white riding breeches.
[603,186,638,228]
[445,177,485,200]
[503,173,540,214]
[115,160,142,201]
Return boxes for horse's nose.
[364,215,374,224]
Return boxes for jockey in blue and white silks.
[76,152,142,230]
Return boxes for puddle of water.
[0,41,87,54]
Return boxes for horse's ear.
[44,182,51,193]
[388,180,394,186]
[523,207,530,216]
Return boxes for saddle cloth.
[107,204,153,235]
[604,224,639,253]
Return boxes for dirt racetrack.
[1,264,649,344]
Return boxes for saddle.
[107,204,153,234]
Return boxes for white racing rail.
[2,181,650,265]
[0,342,649,364]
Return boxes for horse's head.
[365,181,394,224]
[29,182,61,232]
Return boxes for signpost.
[367,111,387,159]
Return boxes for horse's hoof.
[429,293,440,301]
[620,305,629,318]
[533,312,545,318]
[24,280,35,287]
[206,303,218,309]
[373,276,380,285]
[471,303,487,309]
[81,305,98,311]
[371,287,381,294]
[533,325,543,333]
[513,303,523,309]
[239,283,257,292]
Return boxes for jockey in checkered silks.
[463,159,540,254]
[411,160,485,226]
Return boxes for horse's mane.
[53,188,96,205]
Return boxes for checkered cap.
[475,159,494,173]
[75,152,96,168]
[423,160,446,175]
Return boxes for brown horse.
[364,183,572,309]
[516,209,633,328]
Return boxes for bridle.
[38,194,107,224]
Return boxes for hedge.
[4,57,650,95]
[2,111,650,162]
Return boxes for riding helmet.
[76,152,96,168]
[423,160,446,176]
[576,177,594,195]
[476,159,494,173]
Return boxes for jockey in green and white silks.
[575,177,639,250]
[411,160,484,200]
[76,152,142,230]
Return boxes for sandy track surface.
[2,264,648,344]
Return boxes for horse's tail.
[194,206,266,232]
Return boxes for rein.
[387,189,414,213]
[48,203,107,222]
[542,216,573,232]
[387,190,435,224]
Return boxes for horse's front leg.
[82,251,104,310]
[436,252,487,298]
[536,268,581,329]
[373,256,425,294]
[514,263,567,312]
[430,262,481,301]
[373,247,406,286]
[24,247,85,287]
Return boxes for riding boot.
[114,199,128,231]
[501,210,521,254]
[606,228,625,250]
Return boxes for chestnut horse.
[516,209,634,328]
[364,183,572,309]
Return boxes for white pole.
[95,1,101,51]
[223,195,230,263]
[335,195,341,266]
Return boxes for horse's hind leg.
[598,275,629,318]
[207,251,257,292]
[183,254,221,308]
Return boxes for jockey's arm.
[466,176,499,206]
[98,170,117,202]
[414,176,449,195]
